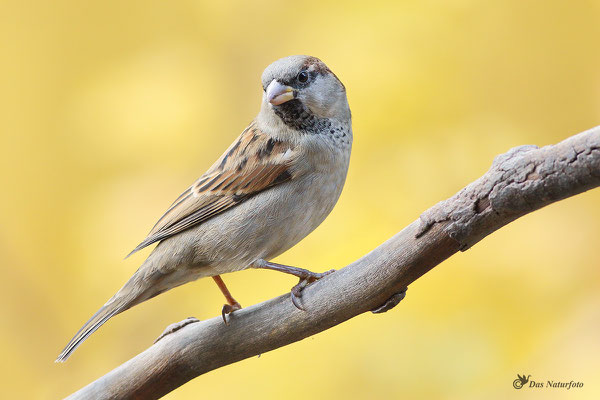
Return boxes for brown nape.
[302,56,345,89]
[302,56,329,74]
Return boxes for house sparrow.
[56,55,352,362]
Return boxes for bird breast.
[145,124,352,282]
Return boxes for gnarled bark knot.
[417,127,600,250]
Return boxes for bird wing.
[127,121,299,257]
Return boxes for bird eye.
[297,70,309,83]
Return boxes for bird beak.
[266,80,295,105]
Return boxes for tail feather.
[56,258,187,362]
[55,298,127,363]
[55,269,150,362]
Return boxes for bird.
[56,55,352,362]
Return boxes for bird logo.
[513,374,531,389]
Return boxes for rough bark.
[66,126,600,399]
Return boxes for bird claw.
[154,316,200,343]
[290,280,308,311]
[290,269,336,311]
[221,302,242,325]
[371,287,408,314]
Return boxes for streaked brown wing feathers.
[127,122,297,257]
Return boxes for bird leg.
[370,287,408,313]
[212,275,242,324]
[155,275,242,341]
[250,259,335,310]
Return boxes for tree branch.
[66,126,600,399]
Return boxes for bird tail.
[55,267,164,363]
[55,296,127,363]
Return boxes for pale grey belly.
[146,169,345,280]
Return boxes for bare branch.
[66,126,600,400]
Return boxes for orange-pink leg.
[212,275,242,324]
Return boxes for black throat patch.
[273,99,334,134]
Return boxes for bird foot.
[154,317,200,343]
[250,259,335,311]
[290,269,336,311]
[371,287,408,314]
[221,302,242,325]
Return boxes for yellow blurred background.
[1,0,599,398]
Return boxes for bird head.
[260,55,350,126]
